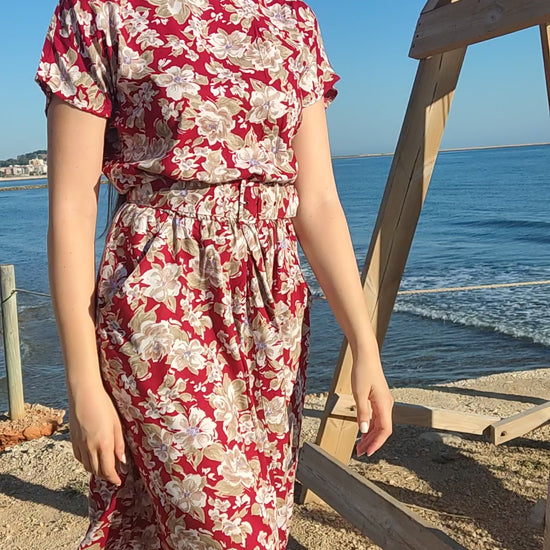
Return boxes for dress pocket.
[97,204,172,306]
[112,220,171,303]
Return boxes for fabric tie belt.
[124,179,299,223]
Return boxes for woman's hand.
[351,355,394,458]
[69,385,127,486]
[291,99,394,456]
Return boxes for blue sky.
[0,0,548,159]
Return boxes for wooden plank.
[331,394,499,435]
[422,0,445,14]
[541,23,550,113]
[422,0,460,15]
[410,0,550,59]
[302,48,465,504]
[489,402,550,444]
[297,442,466,550]
[361,47,466,348]
[544,473,550,550]
[0,264,25,420]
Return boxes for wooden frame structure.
[296,1,550,548]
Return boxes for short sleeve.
[296,3,340,109]
[34,0,117,118]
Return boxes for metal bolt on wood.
[0,264,25,420]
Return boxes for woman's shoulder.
[282,0,323,37]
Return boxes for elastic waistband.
[125,179,299,222]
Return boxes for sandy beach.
[0,368,548,550]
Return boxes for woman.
[36,0,393,548]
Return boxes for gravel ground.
[1,368,549,550]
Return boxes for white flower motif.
[171,407,217,451]
[169,338,206,374]
[234,144,271,175]
[142,263,181,302]
[196,101,235,145]
[153,66,200,100]
[165,474,206,514]
[265,4,297,30]
[248,86,286,123]
[131,319,174,361]
[250,39,283,72]
[208,30,249,60]
[144,426,182,463]
[172,146,199,177]
[119,45,150,79]
[38,58,81,98]
[218,446,255,488]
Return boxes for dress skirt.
[80,179,312,550]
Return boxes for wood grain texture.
[490,401,550,444]
[410,0,550,59]
[302,49,465,505]
[297,442,466,550]
[0,264,25,420]
[331,394,499,435]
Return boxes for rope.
[14,288,51,298]
[2,280,548,305]
[398,279,550,295]
[1,287,51,305]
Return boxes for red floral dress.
[36,1,339,548]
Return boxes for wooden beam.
[422,0,446,14]
[410,0,550,59]
[361,46,466,349]
[489,402,550,445]
[331,394,499,435]
[421,0,460,15]
[303,48,465,505]
[541,23,550,113]
[297,443,466,550]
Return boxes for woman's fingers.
[98,443,122,486]
[68,387,126,485]
[355,389,372,436]
[355,388,394,457]
[113,422,127,467]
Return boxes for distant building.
[0,158,48,178]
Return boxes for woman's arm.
[291,99,394,457]
[47,95,125,483]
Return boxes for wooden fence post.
[0,264,25,420]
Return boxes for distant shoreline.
[331,141,550,160]
[0,177,110,186]
[1,142,548,183]
[0,174,47,183]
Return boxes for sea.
[1,144,549,412]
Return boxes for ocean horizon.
[1,143,549,411]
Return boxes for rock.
[0,403,65,452]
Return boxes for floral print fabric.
[35,0,340,194]
[35,0,340,548]
[86,179,312,549]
